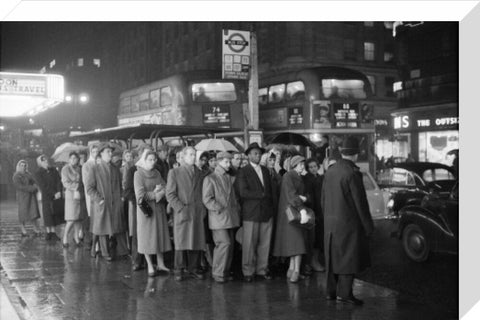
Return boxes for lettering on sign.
[202,105,231,126]
[0,77,46,96]
[417,119,431,127]
[393,115,410,129]
[435,117,458,126]
[222,29,251,80]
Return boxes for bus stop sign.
[222,29,250,80]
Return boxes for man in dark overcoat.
[166,146,207,281]
[235,143,276,282]
[321,136,374,306]
[86,143,128,261]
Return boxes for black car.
[395,181,458,262]
[377,162,457,218]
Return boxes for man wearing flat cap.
[321,136,374,305]
[235,142,276,282]
[86,143,128,261]
[202,152,241,283]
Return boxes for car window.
[434,168,455,180]
[377,168,416,186]
[362,172,375,190]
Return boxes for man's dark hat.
[339,136,359,156]
[245,142,265,155]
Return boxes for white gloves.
[300,209,309,224]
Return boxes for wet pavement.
[0,200,456,320]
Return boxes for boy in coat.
[202,152,241,283]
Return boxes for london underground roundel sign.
[222,29,251,80]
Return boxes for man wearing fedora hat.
[321,136,374,305]
[86,142,129,261]
[235,142,276,282]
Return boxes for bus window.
[259,87,268,106]
[192,83,236,102]
[161,86,172,106]
[120,97,131,115]
[139,92,149,111]
[286,81,305,101]
[131,95,140,113]
[268,84,285,103]
[322,79,367,99]
[150,89,160,109]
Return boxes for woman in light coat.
[134,150,172,277]
[61,152,87,247]
[12,160,41,236]
[273,155,310,283]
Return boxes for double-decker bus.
[258,66,376,171]
[118,70,247,129]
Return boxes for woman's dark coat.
[34,167,64,227]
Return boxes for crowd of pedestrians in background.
[10,135,374,306]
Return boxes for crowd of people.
[11,135,374,306]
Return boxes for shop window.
[286,81,305,101]
[364,42,375,61]
[192,82,236,102]
[418,130,459,165]
[259,87,268,106]
[268,84,285,103]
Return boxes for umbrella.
[195,139,239,152]
[51,142,88,163]
[267,132,317,149]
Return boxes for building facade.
[385,22,458,165]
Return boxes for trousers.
[211,229,235,278]
[241,219,273,276]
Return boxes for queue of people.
[11,135,373,306]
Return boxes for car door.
[362,171,386,219]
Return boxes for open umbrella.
[51,142,88,163]
[267,132,317,149]
[195,139,238,152]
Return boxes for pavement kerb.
[0,263,35,320]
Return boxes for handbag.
[139,198,153,217]
[285,205,315,230]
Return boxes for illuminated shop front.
[391,106,458,166]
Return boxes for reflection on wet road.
[0,201,452,319]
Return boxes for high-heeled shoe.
[74,239,83,247]
[62,242,69,248]
[290,271,300,283]
[156,266,170,275]
[286,269,294,279]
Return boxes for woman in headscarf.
[34,154,64,241]
[12,160,41,236]
[134,150,172,277]
[61,152,87,247]
[273,155,310,283]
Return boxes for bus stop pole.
[246,31,259,145]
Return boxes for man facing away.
[202,152,241,283]
[322,136,374,306]
[234,143,276,282]
[166,146,207,281]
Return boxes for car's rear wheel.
[402,224,430,262]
